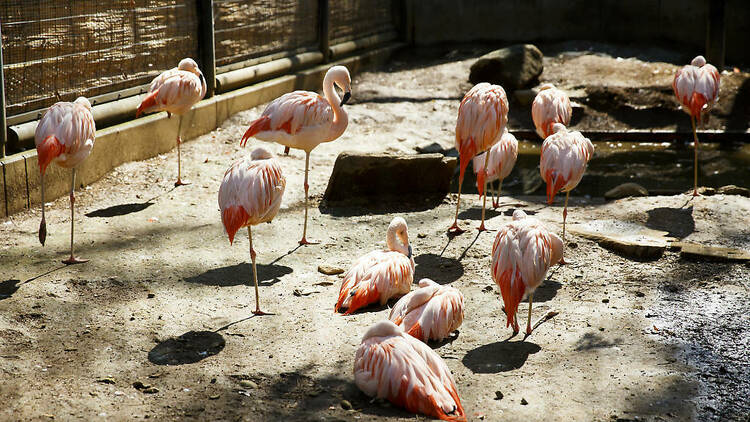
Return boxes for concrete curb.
[0,43,403,218]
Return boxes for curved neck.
[323,75,348,141]
[386,228,409,256]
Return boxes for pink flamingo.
[241,65,351,245]
[451,83,509,234]
[136,58,207,186]
[218,148,286,316]
[532,83,572,139]
[335,217,413,315]
[672,55,720,196]
[539,123,594,263]
[35,97,96,265]
[354,320,466,421]
[491,210,563,336]
[472,128,518,210]
[389,278,464,343]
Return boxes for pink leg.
[691,116,699,197]
[559,191,570,265]
[62,169,88,265]
[174,136,189,187]
[449,177,466,234]
[249,226,269,316]
[299,151,319,245]
[478,152,490,232]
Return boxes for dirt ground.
[2,43,749,422]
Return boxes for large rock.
[469,44,544,90]
[716,185,750,197]
[323,153,457,203]
[568,220,675,260]
[604,183,649,200]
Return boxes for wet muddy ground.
[1,43,749,421]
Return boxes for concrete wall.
[412,0,749,65]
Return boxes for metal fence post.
[319,0,330,63]
[0,23,7,158]
[198,0,216,98]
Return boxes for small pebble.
[143,387,159,394]
[239,380,258,389]
[635,291,645,297]
[520,398,528,405]
[318,265,345,275]
[602,298,610,303]
[209,394,220,400]
[417,233,427,239]
[340,399,353,410]
[494,391,503,400]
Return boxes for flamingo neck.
[323,75,348,141]
[386,228,409,256]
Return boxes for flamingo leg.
[299,151,319,245]
[691,115,699,197]
[38,173,47,246]
[478,152,490,231]
[62,169,88,265]
[494,180,503,209]
[175,116,189,186]
[449,176,465,234]
[249,226,268,316]
[560,190,570,265]
[525,293,534,336]
[513,312,519,335]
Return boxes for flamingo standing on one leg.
[672,55,720,196]
[491,210,563,336]
[472,128,518,210]
[354,320,466,421]
[335,217,414,315]
[539,123,594,264]
[241,65,351,245]
[136,58,207,186]
[218,148,286,316]
[532,83,572,139]
[389,278,464,343]
[35,97,96,265]
[450,83,509,234]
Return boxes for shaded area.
[320,196,446,217]
[646,206,694,239]
[148,331,225,365]
[457,206,502,221]
[574,332,623,351]
[185,263,292,287]
[462,340,541,374]
[532,279,561,303]
[429,330,460,349]
[86,202,153,218]
[414,253,464,284]
[0,279,20,300]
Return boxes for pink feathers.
[136,58,206,118]
[472,129,518,195]
[532,83,572,139]
[539,124,594,204]
[389,278,464,343]
[34,97,96,173]
[673,55,720,120]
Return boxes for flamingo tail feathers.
[136,89,159,118]
[497,268,526,329]
[241,115,271,147]
[221,206,249,245]
[36,136,63,175]
[545,170,567,204]
[406,323,425,342]
[476,168,486,196]
[337,284,380,315]
[458,137,476,182]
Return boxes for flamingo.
[136,58,207,186]
[539,123,594,263]
[450,83,508,234]
[532,83,572,139]
[240,65,351,245]
[218,148,286,316]
[472,128,518,210]
[35,97,96,265]
[354,320,466,421]
[491,210,563,336]
[335,217,413,315]
[672,55,720,196]
[389,278,464,343]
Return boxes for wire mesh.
[329,0,396,45]
[213,0,319,68]
[0,1,200,117]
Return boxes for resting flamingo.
[532,83,572,139]
[35,97,96,264]
[354,320,466,421]
[672,55,720,196]
[241,65,351,245]
[389,278,464,343]
[335,217,413,315]
[451,83,508,234]
[136,58,207,186]
[491,210,563,336]
[218,148,285,315]
[472,128,518,210]
[540,123,594,263]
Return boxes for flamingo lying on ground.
[532,83,572,139]
[540,123,594,263]
[354,320,466,421]
[241,65,351,245]
[472,128,518,210]
[672,55,720,196]
[136,58,207,186]
[451,83,508,234]
[389,278,464,343]
[35,97,96,265]
[335,217,413,315]
[218,148,285,316]
[491,210,563,336]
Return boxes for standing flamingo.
[218,148,286,316]
[532,83,572,139]
[389,278,464,343]
[491,210,563,336]
[472,128,518,210]
[240,65,351,245]
[672,55,720,196]
[335,217,413,315]
[136,58,207,186]
[354,320,466,421]
[451,83,508,234]
[539,123,594,263]
[35,97,96,264]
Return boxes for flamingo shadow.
[148,330,225,365]
[1,265,66,300]
[86,186,177,218]
[645,206,694,239]
[414,253,464,284]
[462,340,541,374]
[185,263,292,287]
[532,280,562,303]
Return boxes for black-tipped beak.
[340,91,351,107]
[199,72,205,84]
[407,244,413,259]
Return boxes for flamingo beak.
[407,244,412,259]
[340,91,351,107]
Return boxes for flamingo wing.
[138,70,204,116]
[673,61,720,118]
[390,279,464,342]
[241,91,332,146]
[335,250,413,315]
[532,87,572,138]
[354,321,466,421]
[34,100,96,172]
[539,126,594,203]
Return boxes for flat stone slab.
[672,242,750,262]
[569,220,675,260]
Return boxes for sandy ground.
[1,44,750,421]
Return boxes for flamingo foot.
[448,222,465,235]
[299,237,320,245]
[252,309,271,316]
[174,179,190,187]
[558,257,570,266]
[477,222,488,232]
[692,189,699,197]
[62,256,89,265]
[283,146,290,155]
[525,324,533,337]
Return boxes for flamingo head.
[551,123,567,134]
[326,65,352,106]
[386,216,411,257]
[74,97,92,110]
[538,83,555,92]
[250,147,273,161]
[178,58,204,85]
[362,320,402,341]
[417,278,438,288]
[512,209,528,221]
[690,55,707,67]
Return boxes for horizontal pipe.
[510,129,750,143]
[216,51,323,94]
[329,31,398,60]
[215,47,318,75]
